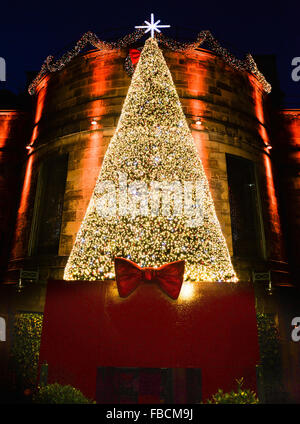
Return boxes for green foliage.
[256,313,281,371]
[33,383,95,404]
[10,312,43,387]
[205,378,259,404]
[256,312,285,402]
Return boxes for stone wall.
[5,46,288,282]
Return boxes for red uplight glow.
[28,79,48,151]
[251,78,270,147]
[281,110,300,148]
[18,155,34,216]
[10,154,34,259]
[0,115,10,149]
[263,153,283,252]
[184,51,209,169]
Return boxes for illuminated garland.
[28,29,145,95]
[157,31,271,93]
[64,38,238,283]
[125,32,271,93]
[29,29,271,95]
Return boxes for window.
[0,317,6,341]
[226,154,265,258]
[29,154,68,255]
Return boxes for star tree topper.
[135,13,170,38]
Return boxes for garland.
[156,32,271,93]
[28,29,271,95]
[28,29,145,95]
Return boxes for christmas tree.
[64,37,237,282]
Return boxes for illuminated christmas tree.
[64,37,237,282]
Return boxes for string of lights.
[28,29,145,95]
[28,29,271,95]
[156,31,271,93]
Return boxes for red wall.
[39,280,260,402]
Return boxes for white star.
[135,13,170,38]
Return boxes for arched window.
[0,317,6,341]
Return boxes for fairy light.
[28,29,145,95]
[64,38,238,283]
[155,32,271,93]
[28,29,271,96]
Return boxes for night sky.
[1,0,299,106]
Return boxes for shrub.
[10,312,43,387]
[256,312,284,402]
[256,313,281,371]
[33,383,95,404]
[205,378,259,404]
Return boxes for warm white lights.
[64,38,237,283]
[180,282,195,300]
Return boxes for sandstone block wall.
[5,47,288,282]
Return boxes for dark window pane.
[226,154,262,257]
[34,155,68,255]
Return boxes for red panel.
[39,280,260,402]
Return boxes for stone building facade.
[1,45,296,285]
[1,40,300,402]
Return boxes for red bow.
[129,48,141,65]
[114,257,185,300]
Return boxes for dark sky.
[1,0,300,106]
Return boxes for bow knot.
[142,268,156,282]
[114,257,185,300]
